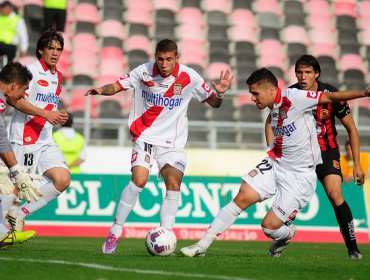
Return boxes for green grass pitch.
[0,237,369,280]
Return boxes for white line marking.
[0,257,252,280]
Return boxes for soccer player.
[180,68,370,258]
[85,39,233,254]
[288,55,363,259]
[0,62,42,248]
[1,29,70,232]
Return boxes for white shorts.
[242,157,317,223]
[11,143,69,175]
[130,140,187,174]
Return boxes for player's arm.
[206,69,233,108]
[84,82,122,96]
[340,115,364,186]
[319,88,370,104]
[265,115,274,146]
[12,98,68,125]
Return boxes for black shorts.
[315,149,343,183]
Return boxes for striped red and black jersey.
[289,81,351,152]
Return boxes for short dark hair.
[0,62,32,86]
[246,67,278,88]
[155,39,178,55]
[294,55,321,80]
[36,28,64,59]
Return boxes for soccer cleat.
[6,209,25,232]
[268,225,297,257]
[0,230,36,249]
[102,233,120,255]
[180,243,206,257]
[349,251,363,260]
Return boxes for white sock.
[0,200,9,237]
[16,182,61,219]
[198,201,242,250]
[160,190,180,230]
[0,193,17,217]
[110,181,143,237]
[262,225,290,240]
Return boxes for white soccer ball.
[145,226,177,256]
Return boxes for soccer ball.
[145,226,177,256]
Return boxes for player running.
[0,62,42,248]
[180,68,370,258]
[1,29,69,232]
[85,39,233,255]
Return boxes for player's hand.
[353,165,365,188]
[45,110,69,125]
[212,69,234,98]
[10,164,43,202]
[84,88,101,96]
[0,165,15,195]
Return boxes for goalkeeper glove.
[10,164,43,202]
[0,165,15,195]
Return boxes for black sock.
[333,201,359,253]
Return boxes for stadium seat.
[125,8,153,26]
[72,33,99,53]
[287,43,307,65]
[232,0,252,10]
[359,16,370,31]
[282,26,309,45]
[207,62,231,81]
[307,14,334,30]
[181,0,201,9]
[343,69,367,90]
[207,11,229,27]
[336,15,357,31]
[153,0,179,13]
[257,12,281,29]
[178,7,205,26]
[283,0,304,17]
[284,14,306,27]
[208,26,228,42]
[337,29,359,46]
[16,55,35,66]
[239,103,264,123]
[359,1,370,18]
[155,9,176,25]
[209,51,230,64]
[203,0,231,13]
[311,43,337,59]
[340,54,366,73]
[179,39,206,55]
[254,0,281,15]
[102,37,123,48]
[259,39,285,58]
[362,29,370,45]
[70,88,98,114]
[211,98,236,121]
[187,63,205,76]
[128,50,149,70]
[259,27,280,41]
[99,20,126,40]
[74,3,100,24]
[101,46,124,61]
[259,55,287,71]
[74,21,96,34]
[230,25,258,43]
[234,41,257,58]
[100,59,124,77]
[333,1,357,18]
[309,28,336,44]
[307,0,332,16]
[129,23,150,37]
[230,9,257,29]
[102,6,124,21]
[154,23,176,41]
[177,24,206,41]
[125,35,152,55]
[125,0,152,10]
[180,50,207,69]
[187,98,211,121]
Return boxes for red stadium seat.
[359,16,370,31]
[359,1,370,18]
[70,88,98,112]
[72,33,99,53]
[101,46,124,61]
[340,54,367,73]
[99,20,126,40]
[16,55,34,66]
[125,35,152,55]
[100,59,124,77]
[282,26,309,45]
[311,43,337,59]
[153,0,179,13]
[178,7,205,26]
[179,39,207,58]
[230,25,257,43]
[207,62,231,80]
[177,24,206,41]
[259,55,287,71]
[254,0,282,15]
[203,0,231,13]
[309,28,336,44]
[259,39,286,58]
[230,9,257,29]
[333,1,357,18]
[307,0,332,16]
[74,3,100,24]
[126,0,153,11]
[362,29,370,45]
[307,14,334,30]
[125,8,153,26]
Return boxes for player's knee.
[327,191,343,206]
[131,178,147,188]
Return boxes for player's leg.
[180,181,261,257]
[102,141,153,254]
[181,157,276,257]
[156,147,187,230]
[322,174,361,259]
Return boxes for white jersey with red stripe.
[267,88,323,172]
[8,59,62,148]
[117,62,214,148]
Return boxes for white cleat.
[6,208,25,232]
[180,243,206,257]
[268,225,297,257]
